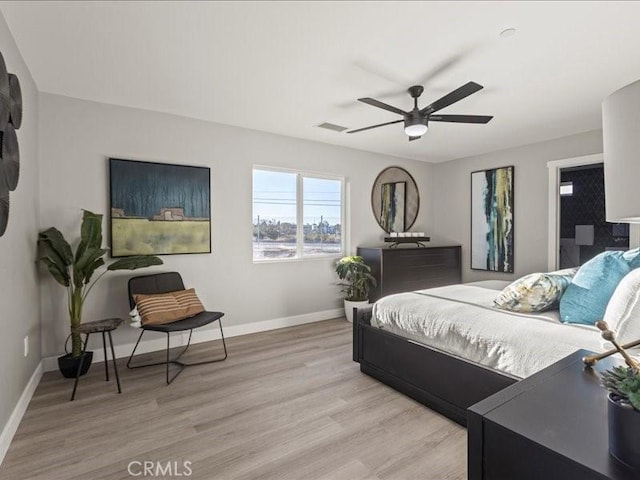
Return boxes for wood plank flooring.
[0,319,466,480]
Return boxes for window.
[560,181,573,196]
[253,167,344,261]
[303,176,342,257]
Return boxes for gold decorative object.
[582,320,640,370]
[582,338,640,366]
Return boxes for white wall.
[0,12,40,436]
[38,93,434,357]
[433,130,603,282]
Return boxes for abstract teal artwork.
[380,181,406,232]
[471,166,514,272]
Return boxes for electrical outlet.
[23,336,28,357]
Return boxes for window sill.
[252,253,343,265]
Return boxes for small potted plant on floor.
[37,210,163,378]
[335,255,376,323]
[598,321,640,472]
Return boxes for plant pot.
[344,299,370,323]
[608,393,640,471]
[58,351,93,379]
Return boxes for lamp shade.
[603,79,640,222]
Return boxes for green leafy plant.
[335,255,376,302]
[37,210,163,358]
[596,320,640,411]
[602,366,640,411]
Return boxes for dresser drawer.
[384,251,459,275]
[383,247,459,268]
[384,263,458,283]
[383,274,461,296]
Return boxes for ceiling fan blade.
[408,136,421,142]
[358,97,408,116]
[429,114,493,124]
[420,81,484,115]
[347,119,403,134]
[415,47,476,86]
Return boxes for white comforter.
[371,281,604,379]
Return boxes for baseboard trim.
[42,308,344,372]
[0,361,43,466]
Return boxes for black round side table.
[70,318,124,401]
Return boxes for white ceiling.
[2,1,640,163]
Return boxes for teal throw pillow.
[559,249,640,325]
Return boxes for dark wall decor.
[371,166,419,233]
[380,181,406,232]
[560,165,628,265]
[0,50,23,237]
[471,166,514,272]
[109,158,211,256]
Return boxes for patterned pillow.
[134,292,190,326]
[133,288,205,326]
[494,269,577,313]
[173,288,205,317]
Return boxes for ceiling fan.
[347,81,493,141]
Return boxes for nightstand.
[468,350,636,480]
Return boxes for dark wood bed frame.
[353,305,518,426]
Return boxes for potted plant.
[37,210,163,378]
[598,321,640,471]
[335,255,376,323]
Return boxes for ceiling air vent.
[316,122,348,132]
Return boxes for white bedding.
[371,281,604,379]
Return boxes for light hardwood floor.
[1,319,466,480]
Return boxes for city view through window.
[253,169,342,260]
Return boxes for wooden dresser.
[357,244,462,301]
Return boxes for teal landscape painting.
[109,158,211,256]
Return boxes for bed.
[352,280,605,426]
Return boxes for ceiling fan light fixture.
[404,124,427,136]
[404,118,428,137]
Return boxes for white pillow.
[129,306,142,328]
[603,268,640,349]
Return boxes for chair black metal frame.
[126,272,228,384]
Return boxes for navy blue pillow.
[559,249,640,325]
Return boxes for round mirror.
[371,166,420,233]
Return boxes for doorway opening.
[558,163,629,268]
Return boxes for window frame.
[252,165,346,263]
